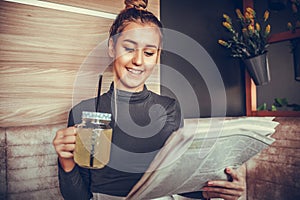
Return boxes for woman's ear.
[108,38,115,58]
[155,49,161,63]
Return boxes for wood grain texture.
[0,0,160,198]
[43,0,160,17]
[246,117,300,200]
[0,0,160,127]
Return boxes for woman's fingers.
[54,143,75,158]
[53,127,77,158]
[202,166,247,200]
[61,135,76,144]
[226,167,237,180]
[59,151,74,159]
[61,144,76,152]
[56,127,77,138]
[226,167,240,181]
[54,128,76,143]
[206,180,244,191]
[52,127,77,171]
[203,182,244,195]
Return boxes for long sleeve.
[57,85,185,197]
[58,109,93,200]
[58,161,92,200]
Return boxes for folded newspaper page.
[126,117,279,199]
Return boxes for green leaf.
[274,98,288,107]
[257,103,267,111]
[271,104,277,111]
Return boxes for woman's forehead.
[118,22,161,47]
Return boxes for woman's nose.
[132,50,143,66]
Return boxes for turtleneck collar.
[106,82,150,103]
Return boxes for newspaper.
[126,117,279,199]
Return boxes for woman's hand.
[52,127,77,172]
[202,164,246,200]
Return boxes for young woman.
[52,0,245,199]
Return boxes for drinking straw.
[95,74,103,112]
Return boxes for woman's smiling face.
[109,22,161,92]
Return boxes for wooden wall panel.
[44,0,160,17]
[0,0,160,127]
[1,1,161,198]
[0,1,112,127]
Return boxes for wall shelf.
[251,110,300,117]
[268,29,300,44]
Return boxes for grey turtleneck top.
[58,83,182,199]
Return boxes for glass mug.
[74,111,112,169]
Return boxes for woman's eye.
[124,47,134,52]
[144,51,155,57]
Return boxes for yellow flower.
[263,10,269,22]
[249,13,255,19]
[244,12,250,20]
[246,7,255,15]
[248,24,254,34]
[246,7,255,19]
[223,14,231,23]
[235,9,243,19]
[218,40,229,47]
[222,21,232,30]
[287,22,293,30]
[244,12,254,22]
[255,23,261,31]
[218,7,271,58]
[265,24,271,35]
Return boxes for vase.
[292,39,300,81]
[243,53,271,86]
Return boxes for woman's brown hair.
[109,0,163,44]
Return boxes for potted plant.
[287,0,300,81]
[218,7,272,86]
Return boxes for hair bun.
[124,0,148,10]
